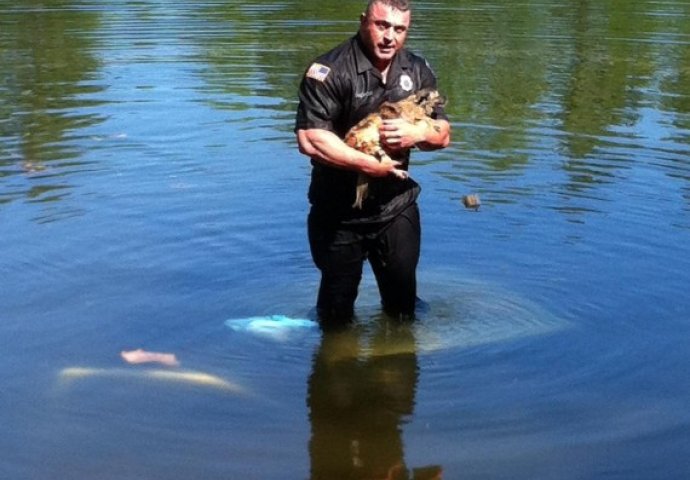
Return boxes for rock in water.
[462,194,481,210]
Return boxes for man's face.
[359,2,411,69]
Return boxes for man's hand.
[380,117,451,151]
[379,118,424,150]
[367,155,408,179]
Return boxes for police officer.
[295,0,451,325]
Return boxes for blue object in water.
[224,315,317,341]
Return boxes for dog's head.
[415,89,446,115]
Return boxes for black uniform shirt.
[296,34,447,224]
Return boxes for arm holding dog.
[297,128,408,178]
[380,117,450,151]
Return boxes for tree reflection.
[0,1,103,204]
[190,0,364,114]
[307,319,442,480]
[657,1,690,210]
[2,0,689,216]
[189,0,690,179]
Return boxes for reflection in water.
[2,0,690,219]
[407,0,690,220]
[0,1,105,207]
[308,319,442,480]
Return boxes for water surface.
[1,1,689,479]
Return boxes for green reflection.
[2,0,689,215]
[657,1,690,210]
[193,0,364,109]
[0,0,103,202]
[659,1,690,128]
[561,1,649,159]
[192,0,688,210]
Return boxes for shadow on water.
[308,318,442,480]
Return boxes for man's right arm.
[296,128,407,179]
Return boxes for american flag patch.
[306,63,331,82]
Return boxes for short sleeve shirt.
[295,34,448,224]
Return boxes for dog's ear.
[414,88,433,104]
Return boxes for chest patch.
[399,74,414,91]
[306,63,331,82]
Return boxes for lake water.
[1,1,689,479]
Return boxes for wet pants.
[308,203,421,322]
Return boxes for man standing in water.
[295,0,451,325]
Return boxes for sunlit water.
[1,1,689,479]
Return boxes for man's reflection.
[307,318,442,480]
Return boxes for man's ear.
[360,12,367,27]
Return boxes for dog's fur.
[344,89,444,209]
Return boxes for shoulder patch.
[306,63,331,82]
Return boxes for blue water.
[1,1,690,478]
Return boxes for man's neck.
[355,34,395,82]
[379,63,391,83]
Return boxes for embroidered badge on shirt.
[306,63,331,82]
[400,74,414,91]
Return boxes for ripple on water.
[415,277,567,353]
[218,269,569,361]
[326,272,570,358]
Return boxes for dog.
[344,89,444,209]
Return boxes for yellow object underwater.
[58,367,244,393]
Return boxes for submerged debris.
[121,349,179,367]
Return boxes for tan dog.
[345,89,444,209]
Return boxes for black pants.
[308,203,421,322]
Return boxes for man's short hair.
[366,0,411,14]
